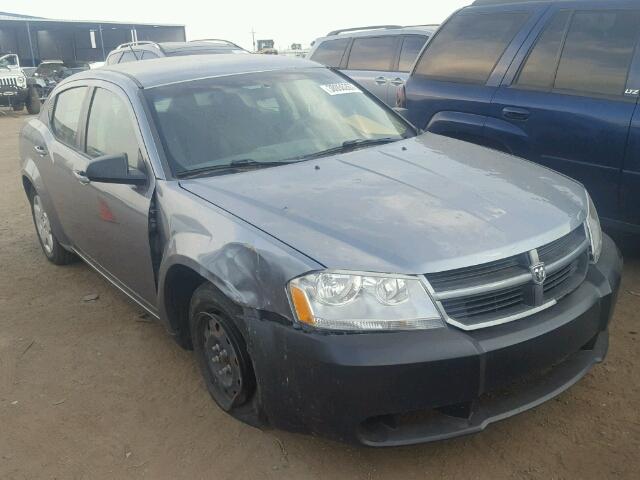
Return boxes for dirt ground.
[0,111,639,480]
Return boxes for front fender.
[155,182,322,335]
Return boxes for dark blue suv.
[402,0,640,232]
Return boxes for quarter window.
[398,35,428,72]
[414,12,529,84]
[86,88,142,170]
[310,38,349,67]
[51,87,88,147]
[347,36,398,71]
[554,11,640,97]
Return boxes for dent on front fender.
[155,182,322,331]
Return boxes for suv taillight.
[396,84,406,109]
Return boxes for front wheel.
[189,283,258,414]
[12,103,24,112]
[30,192,75,265]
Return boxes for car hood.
[180,134,587,274]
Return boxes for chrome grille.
[426,225,590,330]
[0,77,18,87]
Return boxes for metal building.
[0,11,186,66]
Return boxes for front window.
[145,68,414,177]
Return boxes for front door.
[77,84,158,306]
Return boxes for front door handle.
[374,76,388,85]
[33,145,48,156]
[72,170,90,185]
[390,77,404,86]
[502,107,530,121]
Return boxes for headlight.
[288,271,444,331]
[16,76,26,86]
[586,193,602,263]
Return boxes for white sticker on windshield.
[319,83,362,95]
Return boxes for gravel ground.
[1,111,639,479]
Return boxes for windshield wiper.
[176,159,290,179]
[291,137,401,162]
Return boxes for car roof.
[314,25,437,44]
[70,54,323,89]
[159,40,245,53]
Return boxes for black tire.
[189,283,262,423]
[29,191,75,265]
[12,103,24,112]
[25,87,41,115]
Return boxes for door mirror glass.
[86,153,147,185]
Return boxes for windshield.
[145,68,414,177]
[0,54,18,70]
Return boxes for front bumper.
[0,86,28,106]
[249,235,622,446]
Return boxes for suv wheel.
[26,87,41,115]
[189,284,257,413]
[30,192,75,265]
[12,103,24,112]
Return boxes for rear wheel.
[25,87,41,115]
[30,192,75,265]
[189,283,257,413]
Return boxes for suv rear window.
[398,35,428,72]
[346,36,398,71]
[310,38,349,67]
[554,11,640,97]
[517,10,640,97]
[414,11,529,84]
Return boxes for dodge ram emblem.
[530,262,547,285]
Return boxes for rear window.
[554,11,640,97]
[118,51,140,63]
[310,38,349,67]
[346,36,398,71]
[52,87,88,147]
[414,11,529,84]
[398,35,428,72]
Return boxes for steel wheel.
[33,194,54,255]
[199,311,245,410]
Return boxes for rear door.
[405,4,541,136]
[491,2,640,223]
[342,35,401,106]
[44,85,95,247]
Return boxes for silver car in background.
[308,25,437,106]
[19,55,622,446]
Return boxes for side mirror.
[86,153,147,186]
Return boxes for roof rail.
[403,24,439,28]
[116,40,158,50]
[327,25,403,36]
[189,39,243,49]
[471,0,543,5]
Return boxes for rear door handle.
[33,145,47,156]
[390,77,404,86]
[502,107,530,121]
[72,170,90,185]
[374,76,388,85]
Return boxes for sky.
[2,0,470,51]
